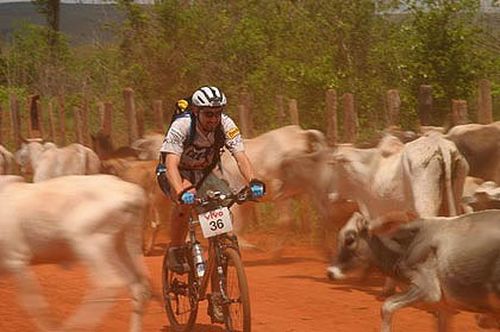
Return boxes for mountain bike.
[162,186,253,332]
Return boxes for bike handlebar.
[179,185,254,209]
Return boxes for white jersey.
[160,113,245,170]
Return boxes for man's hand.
[180,191,195,204]
[249,179,265,198]
[156,163,166,176]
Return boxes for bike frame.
[186,208,236,303]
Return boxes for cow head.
[326,212,372,280]
[327,210,418,281]
[15,139,48,175]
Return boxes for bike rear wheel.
[220,247,251,332]
[162,249,198,332]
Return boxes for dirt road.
[0,234,479,332]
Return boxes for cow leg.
[121,214,152,332]
[11,264,58,331]
[436,311,452,332]
[62,235,129,331]
[381,285,426,332]
[379,277,397,298]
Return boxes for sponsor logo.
[227,127,240,139]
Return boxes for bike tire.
[162,250,198,332]
[220,247,251,332]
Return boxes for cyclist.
[156,85,265,273]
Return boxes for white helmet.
[192,86,227,107]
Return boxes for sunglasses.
[199,110,222,118]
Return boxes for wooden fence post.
[240,89,254,138]
[342,93,358,143]
[153,100,164,132]
[98,101,113,136]
[28,94,42,138]
[238,104,251,138]
[9,94,22,149]
[73,106,84,145]
[137,105,145,138]
[47,100,56,142]
[275,95,286,126]
[82,101,90,146]
[239,91,254,137]
[478,79,493,124]
[451,99,468,126]
[418,85,433,126]
[386,89,401,127]
[288,99,299,126]
[123,88,139,144]
[325,89,338,145]
[58,97,66,145]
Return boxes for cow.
[91,130,139,160]
[463,180,500,211]
[327,210,500,332]
[445,121,500,185]
[0,144,16,174]
[102,158,171,255]
[330,132,469,219]
[0,174,151,332]
[131,132,164,160]
[15,139,101,182]
[277,146,359,253]
[216,125,328,246]
[328,133,468,294]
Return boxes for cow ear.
[353,212,369,232]
[330,152,349,164]
[369,210,414,235]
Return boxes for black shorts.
[157,168,231,202]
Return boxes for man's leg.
[167,177,193,273]
[170,204,189,246]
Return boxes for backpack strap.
[193,123,226,190]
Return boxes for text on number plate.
[198,207,233,238]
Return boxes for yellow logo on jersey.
[227,127,240,139]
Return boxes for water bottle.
[192,242,206,278]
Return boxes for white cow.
[102,158,172,255]
[0,174,150,332]
[15,139,101,182]
[329,133,468,294]
[217,125,328,238]
[330,133,469,219]
[0,144,16,174]
[445,121,500,185]
[131,132,164,160]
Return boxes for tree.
[32,0,60,48]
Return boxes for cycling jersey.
[160,113,244,170]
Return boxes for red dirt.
[0,232,479,332]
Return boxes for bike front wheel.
[220,247,251,332]
[162,249,198,332]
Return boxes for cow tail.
[441,145,458,216]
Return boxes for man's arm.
[232,151,256,183]
[165,153,185,197]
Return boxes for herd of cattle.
[0,121,499,331]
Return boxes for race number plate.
[198,207,233,238]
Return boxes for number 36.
[209,219,224,231]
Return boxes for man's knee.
[172,205,189,220]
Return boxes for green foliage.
[395,0,496,124]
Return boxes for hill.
[0,2,124,45]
